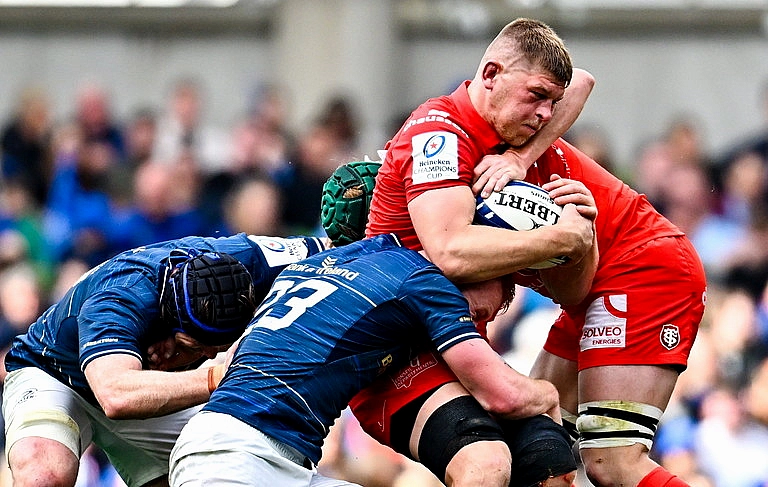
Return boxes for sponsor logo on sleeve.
[411,131,459,185]
[249,236,310,267]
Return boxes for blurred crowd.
[1,74,768,487]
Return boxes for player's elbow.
[100,398,131,419]
[95,390,139,419]
[477,390,530,418]
[425,246,476,282]
[438,259,476,282]
[571,68,596,93]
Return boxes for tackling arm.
[442,337,560,422]
[85,354,216,419]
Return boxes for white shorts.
[170,411,361,487]
[2,367,201,487]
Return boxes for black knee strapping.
[497,415,578,487]
[390,387,437,459]
[417,395,505,482]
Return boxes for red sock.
[637,466,690,487]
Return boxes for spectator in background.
[0,180,52,285]
[0,263,44,451]
[221,176,283,237]
[693,387,768,487]
[708,288,765,389]
[227,114,291,182]
[43,138,119,266]
[709,80,768,251]
[660,163,746,283]
[245,82,295,184]
[717,151,767,227]
[123,107,157,169]
[633,114,712,212]
[1,86,53,209]
[744,356,768,433]
[721,204,768,301]
[74,81,126,162]
[153,76,230,175]
[564,122,617,176]
[317,94,361,155]
[110,161,207,251]
[0,263,43,378]
[714,78,768,193]
[280,121,350,235]
[198,87,294,234]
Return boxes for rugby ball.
[475,180,569,269]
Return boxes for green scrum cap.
[321,159,381,246]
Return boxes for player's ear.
[482,61,501,86]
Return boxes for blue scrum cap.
[160,250,256,346]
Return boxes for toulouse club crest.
[660,324,680,350]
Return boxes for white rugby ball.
[475,180,568,269]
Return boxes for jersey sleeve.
[78,282,159,371]
[241,235,326,299]
[398,267,482,352]
[395,123,479,205]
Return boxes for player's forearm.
[446,341,559,419]
[90,366,214,419]
[540,232,598,305]
[472,369,560,420]
[513,68,595,158]
[430,224,585,283]
[412,186,590,283]
[488,378,561,421]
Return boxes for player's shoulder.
[403,94,467,136]
[308,234,429,273]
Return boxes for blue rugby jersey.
[204,233,481,465]
[5,233,324,406]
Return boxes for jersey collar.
[448,81,505,152]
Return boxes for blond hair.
[484,18,573,86]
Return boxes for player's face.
[488,64,566,147]
[460,279,505,323]
[146,333,228,371]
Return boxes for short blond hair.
[484,18,573,86]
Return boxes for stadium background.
[0,0,766,170]
[1,1,768,486]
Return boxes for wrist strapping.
[207,367,216,394]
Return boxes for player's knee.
[8,437,79,487]
[445,440,511,487]
[580,449,614,487]
[579,445,647,487]
[575,399,663,487]
[497,415,577,487]
[573,399,665,486]
[417,396,508,485]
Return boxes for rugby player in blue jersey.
[318,160,577,487]
[2,233,326,487]
[169,233,564,487]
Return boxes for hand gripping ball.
[475,180,569,269]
